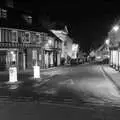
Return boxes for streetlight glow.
[105,39,110,45]
[48,39,52,45]
[113,25,119,32]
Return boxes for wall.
[64,36,73,58]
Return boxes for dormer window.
[22,14,32,24]
[0,8,7,19]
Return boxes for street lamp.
[48,39,52,45]
[105,39,110,45]
[113,25,119,32]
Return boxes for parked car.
[78,58,84,64]
[70,59,78,65]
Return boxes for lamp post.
[111,24,119,69]
[112,25,119,32]
[105,39,110,65]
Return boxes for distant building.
[50,25,73,64]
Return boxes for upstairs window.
[0,8,7,19]
[22,14,32,24]
[36,33,41,44]
[24,32,30,43]
[11,30,18,42]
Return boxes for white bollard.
[33,65,40,79]
[9,67,18,83]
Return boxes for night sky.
[17,1,120,52]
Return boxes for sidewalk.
[101,64,120,91]
[0,66,63,83]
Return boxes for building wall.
[26,48,32,69]
[64,36,73,58]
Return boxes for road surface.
[0,64,120,120]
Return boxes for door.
[0,51,7,71]
[18,52,23,70]
[53,52,57,66]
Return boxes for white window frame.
[24,32,30,43]
[36,33,41,44]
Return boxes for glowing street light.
[48,39,52,45]
[105,39,110,45]
[113,25,119,32]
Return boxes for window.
[32,50,37,60]
[55,40,57,48]
[11,30,18,42]
[22,14,32,24]
[0,8,7,19]
[64,41,67,46]
[18,31,23,44]
[1,29,11,42]
[7,30,12,43]
[23,32,30,43]
[30,32,35,43]
[36,33,41,44]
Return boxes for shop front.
[0,48,18,71]
[44,50,54,68]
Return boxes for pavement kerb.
[101,65,120,92]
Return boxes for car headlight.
[96,56,101,59]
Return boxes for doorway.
[0,50,7,71]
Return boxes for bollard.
[33,65,40,79]
[9,67,18,83]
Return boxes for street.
[0,64,120,120]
